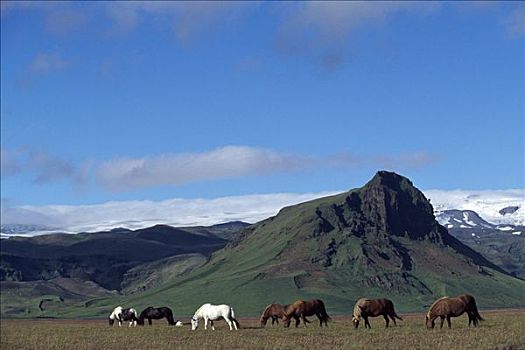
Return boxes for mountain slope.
[79,171,525,317]
[1,224,236,317]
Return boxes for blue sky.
[1,1,524,214]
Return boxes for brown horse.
[260,303,309,327]
[282,299,330,327]
[260,304,286,326]
[426,294,484,329]
[352,298,403,328]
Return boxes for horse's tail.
[323,310,331,322]
[393,312,403,321]
[471,299,484,324]
[318,300,331,321]
[230,307,240,329]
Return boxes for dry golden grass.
[1,310,524,350]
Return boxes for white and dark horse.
[109,306,139,327]
[191,303,239,331]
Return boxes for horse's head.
[281,315,291,328]
[136,317,144,326]
[108,317,115,326]
[425,315,435,329]
[352,315,360,329]
[191,317,199,331]
[260,315,268,327]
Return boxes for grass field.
[1,310,523,350]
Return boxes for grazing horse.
[426,294,484,329]
[259,303,310,327]
[108,306,138,327]
[137,306,176,326]
[352,298,403,328]
[191,303,240,331]
[282,299,330,327]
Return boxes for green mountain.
[0,224,231,317]
[75,171,525,318]
[3,171,524,318]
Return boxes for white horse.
[191,303,239,331]
[109,306,138,327]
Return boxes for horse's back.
[197,303,232,318]
[112,306,123,313]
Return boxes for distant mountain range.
[1,172,523,318]
[427,189,524,227]
[435,209,523,234]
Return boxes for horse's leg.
[390,314,397,326]
[204,317,208,330]
[148,318,152,326]
[446,316,451,329]
[384,315,389,328]
[210,320,215,331]
[365,317,371,329]
[316,313,323,327]
[226,317,233,331]
[439,316,444,329]
[301,314,308,328]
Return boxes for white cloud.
[0,191,340,233]
[2,146,438,192]
[96,146,309,192]
[0,149,21,176]
[0,148,81,184]
[104,1,254,42]
[29,52,69,74]
[2,189,523,236]
[327,151,439,170]
[504,5,525,37]
[275,1,439,69]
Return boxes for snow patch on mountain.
[425,189,524,226]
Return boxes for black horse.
[138,306,176,326]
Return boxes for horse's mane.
[427,296,449,318]
[109,306,122,319]
[194,303,210,317]
[262,304,273,317]
[353,298,369,319]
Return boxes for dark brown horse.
[426,294,484,329]
[260,303,310,327]
[282,299,330,327]
[352,298,402,328]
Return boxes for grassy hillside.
[3,172,524,318]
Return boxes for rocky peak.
[358,171,437,240]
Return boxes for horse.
[282,299,330,327]
[352,298,403,328]
[426,294,484,329]
[137,306,176,326]
[191,303,240,331]
[108,306,138,327]
[259,303,310,327]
